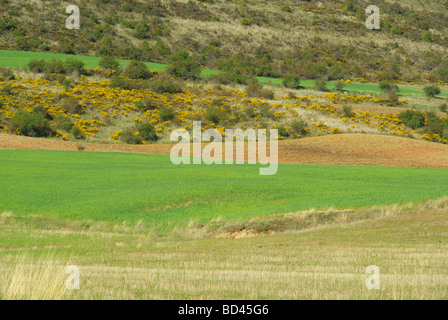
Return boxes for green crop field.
[1,149,448,231]
[1,49,446,97]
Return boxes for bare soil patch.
[1,133,448,169]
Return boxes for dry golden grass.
[0,254,73,300]
[1,198,447,299]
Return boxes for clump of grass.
[0,254,73,300]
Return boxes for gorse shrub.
[379,80,399,94]
[148,76,183,94]
[124,60,150,79]
[398,110,425,129]
[28,59,47,73]
[167,50,201,80]
[114,123,159,146]
[282,74,301,89]
[63,58,85,74]
[245,81,275,99]
[343,105,354,117]
[289,118,308,136]
[53,114,74,132]
[423,85,441,98]
[335,81,345,91]
[70,125,84,139]
[159,107,175,122]
[120,127,142,144]
[314,79,328,92]
[45,59,65,74]
[138,123,158,142]
[99,56,121,71]
[61,97,84,115]
[424,112,446,136]
[0,67,15,80]
[10,110,53,137]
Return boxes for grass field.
[1,198,447,299]
[1,149,448,231]
[1,49,446,97]
[1,149,448,299]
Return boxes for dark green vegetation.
[1,150,448,232]
[2,1,448,84]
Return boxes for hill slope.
[1,0,448,83]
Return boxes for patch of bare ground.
[2,133,448,169]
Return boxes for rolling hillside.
[1,0,448,83]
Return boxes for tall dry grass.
[0,254,73,300]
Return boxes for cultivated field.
[1,197,447,299]
[1,0,448,301]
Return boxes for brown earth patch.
[1,133,448,169]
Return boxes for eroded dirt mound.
[1,133,448,169]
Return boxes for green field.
[1,149,448,229]
[1,149,448,299]
[0,50,218,77]
[1,49,446,97]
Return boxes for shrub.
[99,56,121,71]
[1,84,12,94]
[246,81,262,97]
[154,38,171,58]
[159,108,175,122]
[436,68,448,82]
[277,126,288,138]
[423,85,441,99]
[166,51,201,80]
[0,20,15,31]
[314,79,328,92]
[59,37,75,54]
[148,77,183,94]
[439,103,448,113]
[70,125,85,139]
[282,74,301,89]
[335,81,345,91]
[379,80,398,94]
[10,110,53,137]
[124,60,150,79]
[134,21,149,39]
[120,127,142,144]
[280,5,293,13]
[62,97,84,114]
[0,67,15,80]
[290,119,308,136]
[135,96,161,111]
[64,58,85,74]
[343,105,354,117]
[53,114,74,131]
[45,59,65,74]
[138,123,158,142]
[424,113,445,136]
[121,2,131,12]
[28,59,47,73]
[261,89,274,99]
[388,93,400,106]
[62,78,72,91]
[205,105,227,124]
[398,110,425,129]
[245,81,275,99]
[212,70,254,85]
